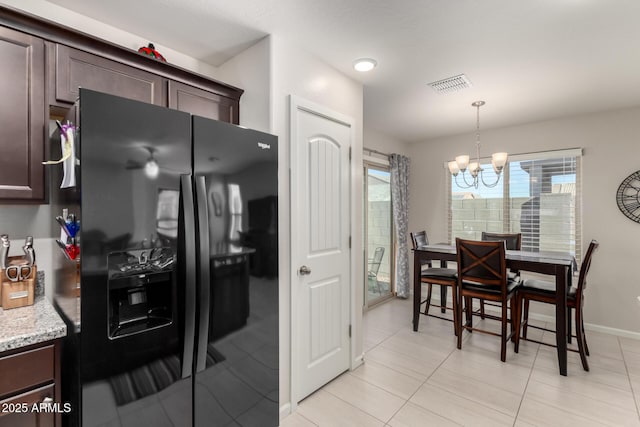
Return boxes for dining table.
[413,244,576,376]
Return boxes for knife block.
[0,257,37,309]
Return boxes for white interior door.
[291,97,352,402]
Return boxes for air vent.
[428,74,472,94]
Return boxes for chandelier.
[448,101,507,189]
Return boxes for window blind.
[447,149,583,266]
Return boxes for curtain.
[390,154,410,298]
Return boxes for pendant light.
[448,101,507,189]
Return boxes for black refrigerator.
[52,89,279,427]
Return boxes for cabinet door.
[0,384,55,427]
[0,344,54,397]
[168,80,238,123]
[55,44,166,106]
[0,28,45,200]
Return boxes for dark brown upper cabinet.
[0,27,45,201]
[0,5,242,202]
[54,44,166,107]
[168,80,238,122]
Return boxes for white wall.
[408,107,640,334]
[364,127,410,158]
[217,37,271,133]
[269,34,364,414]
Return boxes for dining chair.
[456,238,521,362]
[410,231,458,333]
[478,232,522,319]
[514,240,599,371]
[411,230,429,252]
[481,232,522,252]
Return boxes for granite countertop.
[0,271,68,353]
[54,294,80,332]
[0,296,67,353]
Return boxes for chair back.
[456,238,508,292]
[481,232,522,250]
[576,240,599,295]
[410,231,429,250]
[369,247,385,275]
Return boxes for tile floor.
[282,297,640,426]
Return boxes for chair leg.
[424,283,433,315]
[441,285,447,314]
[480,299,486,319]
[514,294,522,353]
[522,298,530,340]
[575,306,589,371]
[465,296,473,331]
[457,292,464,350]
[509,294,517,345]
[582,316,590,356]
[451,285,458,337]
[567,307,572,344]
[500,301,508,362]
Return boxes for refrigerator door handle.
[195,175,211,372]
[180,174,197,379]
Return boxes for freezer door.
[192,116,279,426]
[77,89,194,427]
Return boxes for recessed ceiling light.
[353,58,377,72]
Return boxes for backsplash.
[36,270,45,296]
[0,205,53,238]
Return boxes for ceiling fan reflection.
[125,146,180,178]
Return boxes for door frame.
[289,95,359,410]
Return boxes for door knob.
[299,265,311,276]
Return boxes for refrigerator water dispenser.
[107,249,174,339]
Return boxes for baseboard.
[279,402,291,420]
[526,311,640,340]
[427,295,640,341]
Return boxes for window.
[448,149,582,264]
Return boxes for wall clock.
[616,170,640,223]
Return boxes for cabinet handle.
[42,397,53,404]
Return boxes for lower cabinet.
[0,385,55,427]
[0,340,61,427]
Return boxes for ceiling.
[48,0,640,143]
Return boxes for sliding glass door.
[364,163,394,306]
